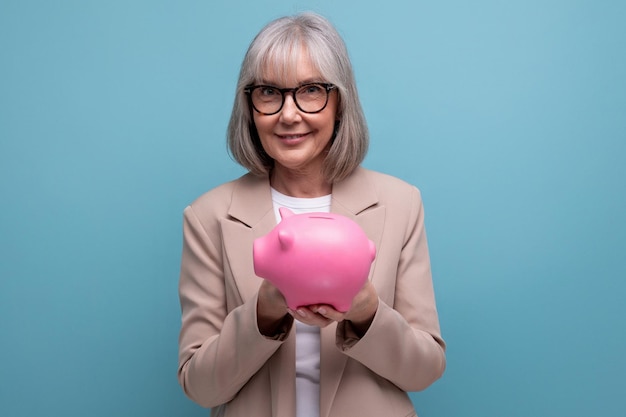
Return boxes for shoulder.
[188,178,237,214]
[359,167,418,189]
[355,167,423,205]
[188,172,261,209]
[183,172,265,227]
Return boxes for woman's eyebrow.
[297,78,326,84]
[257,78,326,87]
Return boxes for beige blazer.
[177,167,446,417]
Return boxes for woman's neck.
[270,168,331,198]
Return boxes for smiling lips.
[276,132,310,145]
[277,133,309,139]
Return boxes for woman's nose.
[279,94,302,124]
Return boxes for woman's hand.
[257,279,291,337]
[291,281,379,335]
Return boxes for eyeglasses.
[244,83,337,115]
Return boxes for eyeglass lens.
[250,84,330,114]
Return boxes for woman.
[177,12,445,417]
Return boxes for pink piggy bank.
[253,207,376,312]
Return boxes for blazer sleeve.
[335,185,446,391]
[177,204,291,408]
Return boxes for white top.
[271,187,331,417]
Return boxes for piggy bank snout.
[252,237,269,277]
[253,233,296,283]
[369,239,376,261]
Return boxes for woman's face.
[252,49,338,178]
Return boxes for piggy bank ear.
[279,207,295,220]
[278,229,294,250]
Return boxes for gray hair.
[227,12,369,182]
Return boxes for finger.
[311,305,346,322]
[289,308,333,328]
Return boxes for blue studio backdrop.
[1,1,625,416]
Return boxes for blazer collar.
[227,166,379,226]
[330,167,378,217]
[228,173,274,228]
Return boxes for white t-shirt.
[271,187,331,417]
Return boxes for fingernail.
[296,309,306,318]
[317,307,327,315]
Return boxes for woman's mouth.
[277,133,307,139]
[276,132,309,144]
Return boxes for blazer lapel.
[320,167,385,417]
[331,167,386,292]
[222,173,297,416]
[331,167,385,257]
[222,173,277,304]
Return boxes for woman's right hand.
[256,280,291,336]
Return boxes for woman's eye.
[302,85,323,94]
[260,87,278,96]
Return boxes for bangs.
[252,32,332,85]
[256,37,306,84]
[241,15,341,87]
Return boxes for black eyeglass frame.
[244,83,337,116]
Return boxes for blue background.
[1,1,624,416]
